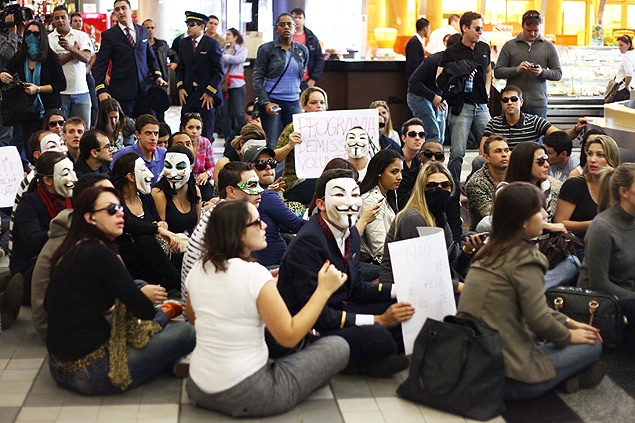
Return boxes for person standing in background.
[494,10,562,119]
[205,15,225,48]
[143,18,177,122]
[425,14,460,55]
[291,7,324,91]
[70,12,99,127]
[405,18,429,78]
[612,35,635,102]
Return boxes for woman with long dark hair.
[180,112,215,201]
[359,149,403,262]
[111,152,181,291]
[42,109,65,137]
[184,200,349,417]
[220,27,248,142]
[612,35,635,102]
[94,98,135,151]
[45,186,195,395]
[458,182,606,400]
[152,145,201,234]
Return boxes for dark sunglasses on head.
[407,130,426,139]
[93,203,124,215]
[246,217,264,229]
[378,122,386,128]
[48,120,65,127]
[535,155,549,166]
[253,158,277,171]
[501,96,520,103]
[420,149,445,161]
[277,22,295,28]
[426,181,452,190]
[24,30,41,38]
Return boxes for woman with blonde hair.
[555,135,620,237]
[370,100,399,142]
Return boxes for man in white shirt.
[425,14,460,55]
[49,5,93,126]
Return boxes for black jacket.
[176,34,224,107]
[151,38,177,86]
[408,51,443,102]
[302,27,324,82]
[436,59,482,115]
[405,35,425,77]
[74,157,111,179]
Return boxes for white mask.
[240,139,266,156]
[324,177,362,229]
[52,158,77,198]
[345,128,370,159]
[163,152,191,191]
[40,134,67,154]
[134,157,154,195]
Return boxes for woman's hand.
[567,319,603,343]
[24,83,38,95]
[570,328,602,344]
[463,232,487,254]
[265,103,280,116]
[359,203,381,226]
[196,172,210,186]
[203,197,220,211]
[140,284,168,305]
[543,222,567,233]
[0,72,13,84]
[316,260,347,295]
[158,227,179,250]
[156,221,169,230]
[288,132,302,148]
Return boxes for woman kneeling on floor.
[184,200,350,417]
[45,186,195,395]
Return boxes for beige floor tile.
[376,397,420,413]
[338,398,380,413]
[0,369,39,382]
[418,404,466,423]
[306,385,334,400]
[56,405,101,422]
[96,404,139,421]
[0,380,33,394]
[0,358,8,370]
[138,404,179,420]
[342,411,386,423]
[16,406,61,421]
[137,419,179,423]
[6,358,45,370]
[0,392,27,407]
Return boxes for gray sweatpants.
[186,335,349,417]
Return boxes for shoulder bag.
[538,231,584,270]
[252,54,292,119]
[604,78,624,103]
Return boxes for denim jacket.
[253,39,308,104]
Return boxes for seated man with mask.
[277,169,414,377]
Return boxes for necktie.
[192,38,197,52]
[125,27,136,48]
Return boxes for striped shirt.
[181,207,212,310]
[482,112,551,148]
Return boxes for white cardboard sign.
[388,227,456,355]
[293,109,379,179]
[0,147,24,208]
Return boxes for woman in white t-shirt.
[613,35,635,102]
[184,200,350,417]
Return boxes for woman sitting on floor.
[185,200,350,417]
[45,186,195,395]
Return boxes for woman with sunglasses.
[359,149,403,264]
[220,28,248,143]
[42,110,65,137]
[112,152,181,291]
[152,145,201,237]
[184,200,349,417]
[370,100,399,143]
[458,182,605,401]
[94,98,136,152]
[274,86,327,204]
[253,13,308,147]
[1,21,66,145]
[180,112,215,201]
[45,186,196,395]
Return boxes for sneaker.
[160,300,183,320]
[578,360,609,390]
[173,353,191,378]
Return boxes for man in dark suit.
[93,0,166,118]
[176,11,224,141]
[405,18,430,78]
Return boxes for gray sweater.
[578,205,635,300]
[494,33,562,108]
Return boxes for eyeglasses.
[501,96,520,103]
[378,122,386,128]
[277,22,295,28]
[94,143,113,151]
[253,158,277,171]
[246,217,264,229]
[407,131,426,139]
[419,149,445,161]
[185,21,199,27]
[93,203,124,215]
[425,181,452,190]
[24,30,41,38]
[535,155,549,166]
[48,120,65,127]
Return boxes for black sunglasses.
[245,109,253,116]
[426,181,452,190]
[378,122,386,128]
[472,26,484,32]
[48,119,65,127]
[185,21,200,27]
[253,158,277,171]
[277,22,295,28]
[535,155,549,166]
[93,203,124,215]
[420,149,445,161]
[407,130,426,139]
[501,96,520,103]
[24,30,41,38]
[246,217,264,229]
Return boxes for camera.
[0,3,35,32]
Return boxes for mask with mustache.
[324,177,362,229]
[345,128,370,159]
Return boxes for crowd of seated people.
[6,8,635,420]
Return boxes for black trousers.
[181,88,217,141]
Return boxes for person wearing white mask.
[345,126,372,181]
[11,151,76,306]
[277,169,415,378]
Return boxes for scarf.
[24,60,44,118]
[316,213,351,271]
[37,185,71,219]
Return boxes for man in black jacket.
[405,17,429,78]
[142,19,177,122]
[291,8,324,91]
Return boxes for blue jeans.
[522,105,548,120]
[447,103,490,186]
[61,93,91,126]
[49,319,196,396]
[544,255,581,290]
[261,97,302,149]
[407,93,446,144]
[221,86,247,148]
[504,342,602,400]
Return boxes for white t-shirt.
[425,25,459,54]
[48,28,93,95]
[616,50,635,90]
[186,258,274,394]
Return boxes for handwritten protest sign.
[0,147,24,208]
[388,227,456,355]
[293,109,379,179]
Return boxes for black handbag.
[1,81,41,126]
[545,286,625,348]
[397,315,505,421]
[252,55,292,120]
